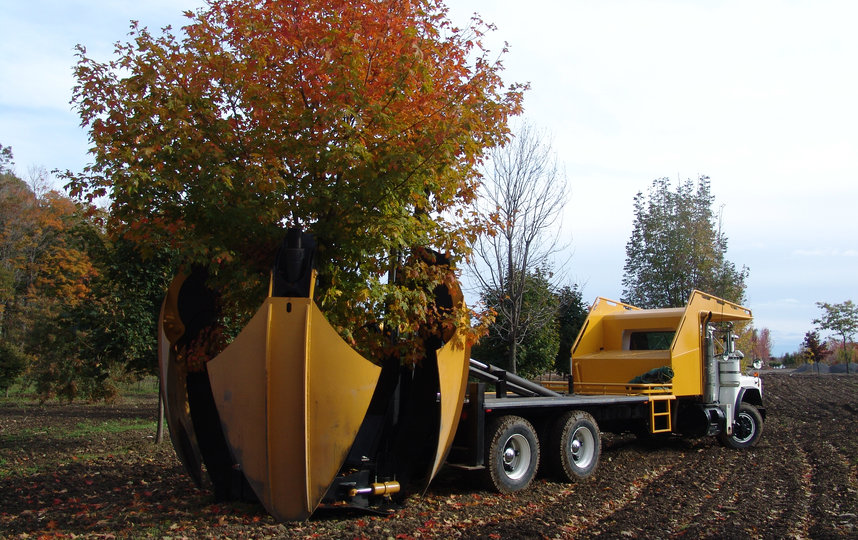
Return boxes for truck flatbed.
[483,393,651,410]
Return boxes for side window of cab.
[628,331,675,350]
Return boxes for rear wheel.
[549,410,601,481]
[718,402,763,449]
[484,415,540,493]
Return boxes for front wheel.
[718,402,763,449]
[484,415,540,493]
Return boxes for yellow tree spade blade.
[425,281,471,488]
[157,272,207,489]
[428,334,470,485]
[206,297,380,521]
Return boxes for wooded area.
[0,144,173,400]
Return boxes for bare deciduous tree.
[469,122,568,374]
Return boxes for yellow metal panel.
[574,350,672,391]
[686,290,752,323]
[157,273,205,488]
[606,307,685,322]
[602,309,684,347]
[426,282,471,485]
[669,291,752,397]
[571,297,643,358]
[305,300,382,509]
[205,301,275,502]
[264,299,311,519]
[428,333,470,483]
[572,291,753,398]
[575,350,673,361]
[207,297,381,522]
[669,349,700,396]
[571,317,601,357]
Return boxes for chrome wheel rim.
[570,426,595,469]
[501,433,531,480]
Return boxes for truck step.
[650,396,674,433]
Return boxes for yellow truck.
[446,291,765,494]
[159,231,765,520]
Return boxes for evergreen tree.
[554,284,587,373]
[472,269,560,379]
[622,176,748,308]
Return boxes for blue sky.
[2,1,856,355]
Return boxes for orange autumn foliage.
[66,0,524,362]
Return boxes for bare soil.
[1,372,857,539]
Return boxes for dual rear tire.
[548,410,601,482]
[482,404,762,493]
[484,415,540,493]
[483,411,601,493]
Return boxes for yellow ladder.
[650,396,674,433]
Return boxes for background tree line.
[777,301,858,370]
[1,0,771,398]
[3,143,766,397]
[0,144,174,400]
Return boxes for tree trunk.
[155,389,166,444]
[508,339,517,374]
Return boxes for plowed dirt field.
[1,372,856,538]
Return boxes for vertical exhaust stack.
[703,314,718,404]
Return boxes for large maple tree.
[66,0,523,359]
